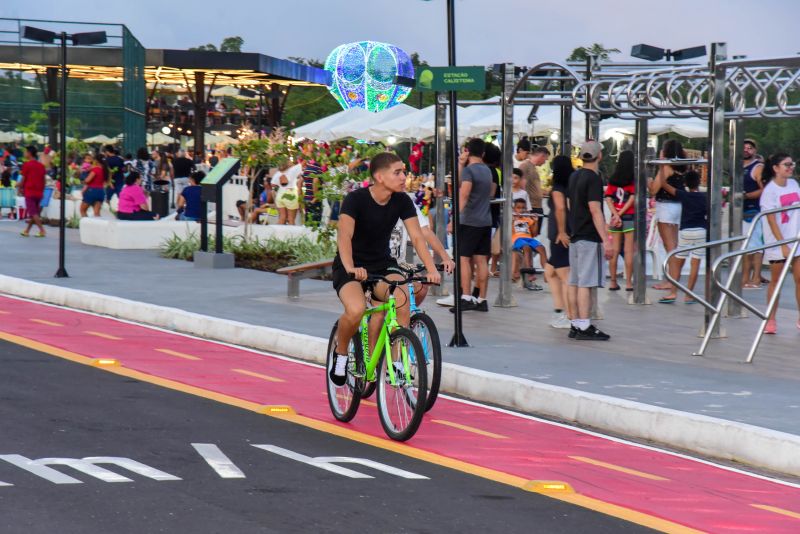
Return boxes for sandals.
[20,231,29,237]
[658,297,677,304]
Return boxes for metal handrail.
[663,236,747,312]
[709,205,800,363]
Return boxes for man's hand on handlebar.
[426,269,442,285]
[441,257,455,275]
[346,266,368,281]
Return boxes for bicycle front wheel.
[410,312,442,412]
[326,321,361,422]
[376,327,427,441]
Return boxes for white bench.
[79,216,315,250]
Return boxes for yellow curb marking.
[156,348,202,361]
[84,330,122,340]
[570,456,669,481]
[232,368,285,383]
[752,504,800,520]
[432,419,508,439]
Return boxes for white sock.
[476,297,486,303]
[333,352,348,376]
[576,319,591,330]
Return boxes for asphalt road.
[0,340,650,534]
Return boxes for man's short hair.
[743,138,757,149]
[190,170,205,183]
[369,152,402,178]
[465,138,486,158]
[684,170,701,190]
[512,168,523,178]
[516,137,531,153]
[26,145,37,158]
[532,146,550,156]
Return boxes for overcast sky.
[5,0,800,67]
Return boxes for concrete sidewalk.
[1,222,799,444]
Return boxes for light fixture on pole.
[631,43,707,62]
[22,25,107,279]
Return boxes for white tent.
[147,132,174,145]
[599,118,708,141]
[83,134,117,144]
[326,104,417,142]
[293,107,374,141]
[0,131,21,143]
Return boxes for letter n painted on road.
[0,455,182,484]
[252,445,429,480]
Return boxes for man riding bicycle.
[330,152,441,386]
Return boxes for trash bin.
[151,180,170,218]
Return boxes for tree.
[189,44,218,52]
[220,36,244,53]
[567,44,621,62]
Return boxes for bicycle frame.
[358,294,411,386]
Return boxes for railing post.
[495,62,517,308]
[704,42,727,338]
[726,118,745,317]
[632,119,650,305]
[431,93,448,297]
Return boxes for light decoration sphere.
[325,41,414,113]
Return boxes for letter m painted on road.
[253,445,428,480]
[0,455,181,485]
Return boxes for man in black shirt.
[103,145,125,204]
[329,152,440,385]
[172,149,196,203]
[567,141,612,340]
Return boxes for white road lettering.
[252,445,429,480]
[0,455,181,484]
[191,443,246,479]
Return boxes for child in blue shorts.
[512,198,548,290]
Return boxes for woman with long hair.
[545,154,575,328]
[605,150,636,291]
[760,152,800,334]
[649,139,687,291]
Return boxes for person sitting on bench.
[511,198,547,291]
[117,171,160,221]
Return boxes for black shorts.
[331,258,403,295]
[458,225,491,257]
[548,241,570,269]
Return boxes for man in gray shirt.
[450,138,495,312]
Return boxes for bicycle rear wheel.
[376,327,427,441]
[326,321,361,422]
[410,312,442,412]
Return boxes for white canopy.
[326,104,417,142]
[83,134,117,144]
[293,107,374,141]
[210,86,259,100]
[599,118,708,141]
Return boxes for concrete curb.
[3,273,800,477]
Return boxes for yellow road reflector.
[156,348,201,361]
[30,318,64,327]
[259,405,296,415]
[524,480,575,494]
[91,358,120,367]
[431,419,508,439]
[752,504,800,520]
[84,331,123,340]
[570,456,669,481]
[232,368,284,383]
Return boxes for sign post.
[196,157,240,269]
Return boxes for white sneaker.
[550,314,572,329]
[436,294,455,307]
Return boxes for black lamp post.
[22,26,107,279]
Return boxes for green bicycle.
[326,273,428,441]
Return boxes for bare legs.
[655,222,679,290]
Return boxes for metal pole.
[446,0,467,346]
[55,32,69,279]
[215,197,223,254]
[200,201,208,252]
[705,43,727,338]
[585,54,601,319]
[726,118,745,317]
[559,103,572,156]
[631,119,649,304]
[432,93,448,297]
[495,62,517,308]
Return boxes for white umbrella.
[83,134,117,144]
[147,132,174,145]
[211,86,260,100]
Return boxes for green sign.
[201,157,240,186]
[416,66,485,92]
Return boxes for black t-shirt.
[674,189,708,230]
[106,155,125,187]
[173,156,195,178]
[489,166,502,228]
[547,182,570,242]
[336,187,417,269]
[567,168,603,243]
[655,172,685,202]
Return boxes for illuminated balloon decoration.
[324,41,414,113]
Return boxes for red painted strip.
[1,295,799,532]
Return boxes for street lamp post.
[22,25,107,279]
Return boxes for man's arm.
[421,225,454,273]
[404,217,441,284]
[745,164,764,199]
[553,190,570,246]
[336,214,365,280]
[588,201,610,258]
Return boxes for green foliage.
[159,233,336,268]
[220,37,244,53]
[190,44,218,52]
[567,44,621,62]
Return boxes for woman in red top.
[604,150,636,291]
[80,153,106,217]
